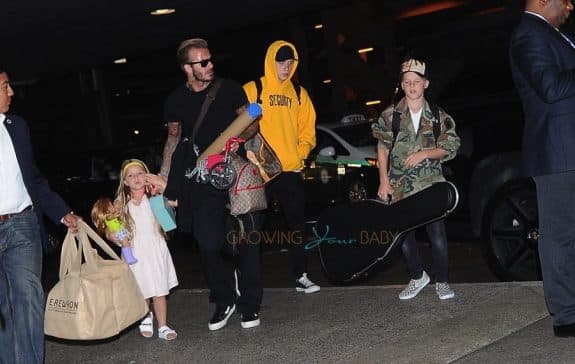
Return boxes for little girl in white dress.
[109,159,178,340]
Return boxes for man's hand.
[229,141,240,153]
[377,179,394,203]
[62,213,80,232]
[145,174,167,195]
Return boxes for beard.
[193,69,214,83]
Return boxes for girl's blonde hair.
[115,159,164,238]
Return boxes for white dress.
[128,196,178,299]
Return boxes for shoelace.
[436,283,452,294]
[300,278,312,286]
[406,279,420,292]
[299,276,315,287]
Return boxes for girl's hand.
[405,151,427,168]
[167,199,178,207]
[105,230,122,247]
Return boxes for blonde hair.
[115,159,164,238]
[91,197,115,235]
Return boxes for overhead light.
[322,79,332,84]
[365,100,381,106]
[150,8,176,16]
[357,47,374,54]
[314,24,323,29]
[133,130,140,135]
[114,58,127,64]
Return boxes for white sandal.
[158,325,177,341]
[139,312,154,338]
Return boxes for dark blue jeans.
[0,208,44,364]
[401,219,449,282]
[534,171,575,326]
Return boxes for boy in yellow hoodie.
[243,40,319,293]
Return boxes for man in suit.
[509,0,575,337]
[0,68,79,363]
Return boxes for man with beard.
[159,38,263,330]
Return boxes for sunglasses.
[187,58,212,68]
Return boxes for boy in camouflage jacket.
[372,58,460,300]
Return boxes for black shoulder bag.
[164,78,223,232]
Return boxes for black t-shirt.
[163,78,247,154]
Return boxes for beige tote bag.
[44,220,148,340]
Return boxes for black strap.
[391,110,402,150]
[255,78,301,105]
[188,78,223,143]
[430,103,441,144]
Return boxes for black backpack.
[254,78,301,105]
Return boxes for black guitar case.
[313,181,459,283]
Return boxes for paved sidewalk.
[45,282,575,363]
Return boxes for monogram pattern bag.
[228,153,267,216]
[245,132,283,184]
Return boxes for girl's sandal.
[139,312,154,338]
[158,325,177,341]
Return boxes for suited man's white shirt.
[0,113,33,214]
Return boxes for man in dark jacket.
[0,68,79,363]
[509,0,575,337]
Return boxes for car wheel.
[481,180,541,281]
[348,180,367,202]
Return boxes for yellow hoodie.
[243,40,316,172]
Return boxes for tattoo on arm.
[160,122,181,176]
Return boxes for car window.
[330,123,376,148]
[314,129,349,156]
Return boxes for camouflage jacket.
[372,97,460,202]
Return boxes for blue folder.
[149,195,177,232]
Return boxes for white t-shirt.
[409,108,423,133]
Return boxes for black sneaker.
[208,304,236,331]
[241,312,260,329]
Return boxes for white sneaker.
[436,282,455,300]
[296,273,320,294]
[398,271,430,300]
